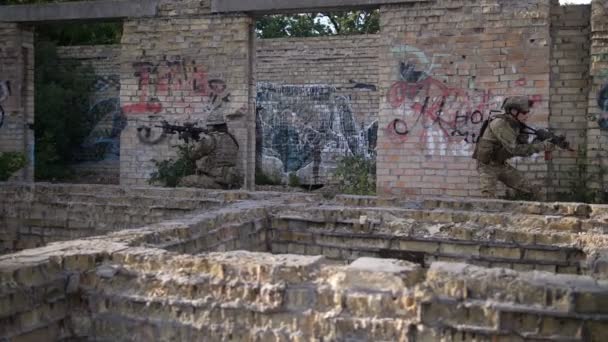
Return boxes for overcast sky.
[559,0,591,4]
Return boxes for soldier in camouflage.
[472,96,555,198]
[178,120,241,189]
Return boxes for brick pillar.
[118,10,253,187]
[0,23,34,182]
[548,1,591,199]
[586,0,608,198]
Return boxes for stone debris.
[2,183,608,340]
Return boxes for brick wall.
[587,0,608,195]
[0,23,34,182]
[255,36,380,184]
[0,183,229,254]
[1,0,604,199]
[549,2,591,197]
[378,0,552,197]
[119,4,254,187]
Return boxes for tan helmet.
[502,96,533,113]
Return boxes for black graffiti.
[92,75,120,92]
[74,98,127,161]
[349,79,377,91]
[137,125,167,145]
[450,109,485,143]
[400,62,427,83]
[256,83,377,182]
[391,119,409,135]
[257,83,333,102]
[450,130,480,144]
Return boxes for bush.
[0,152,27,181]
[34,41,96,181]
[149,144,197,187]
[555,146,608,204]
[334,155,376,195]
[288,172,300,187]
[255,167,282,186]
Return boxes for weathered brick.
[574,292,608,314]
[480,246,522,260]
[439,243,480,257]
[396,240,440,254]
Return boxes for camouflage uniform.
[472,97,553,198]
[179,127,241,189]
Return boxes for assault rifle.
[155,121,209,143]
[521,125,574,160]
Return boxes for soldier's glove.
[535,129,553,141]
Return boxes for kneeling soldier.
[472,96,555,198]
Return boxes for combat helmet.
[502,96,533,113]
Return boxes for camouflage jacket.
[473,114,543,164]
[192,131,239,173]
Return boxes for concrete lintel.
[0,0,159,23]
[211,0,426,14]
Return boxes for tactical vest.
[472,114,522,164]
[206,131,239,168]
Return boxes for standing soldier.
[472,96,555,198]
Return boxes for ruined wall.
[119,0,254,187]
[255,36,380,184]
[0,183,231,254]
[588,0,608,195]
[0,23,34,181]
[1,0,603,198]
[378,0,552,197]
[2,183,608,340]
[549,3,591,197]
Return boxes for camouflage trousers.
[477,161,540,198]
[178,166,241,190]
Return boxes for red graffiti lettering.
[122,102,163,114]
[387,73,546,149]
[122,58,230,116]
[387,77,492,144]
[530,94,543,103]
[515,78,527,86]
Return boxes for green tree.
[35,22,122,45]
[34,41,96,180]
[323,10,380,35]
[256,10,379,38]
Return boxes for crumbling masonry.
[1,0,608,340]
[2,183,608,340]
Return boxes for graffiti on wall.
[256,83,377,184]
[0,80,10,129]
[122,56,230,117]
[386,45,543,156]
[75,97,127,161]
[92,75,120,92]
